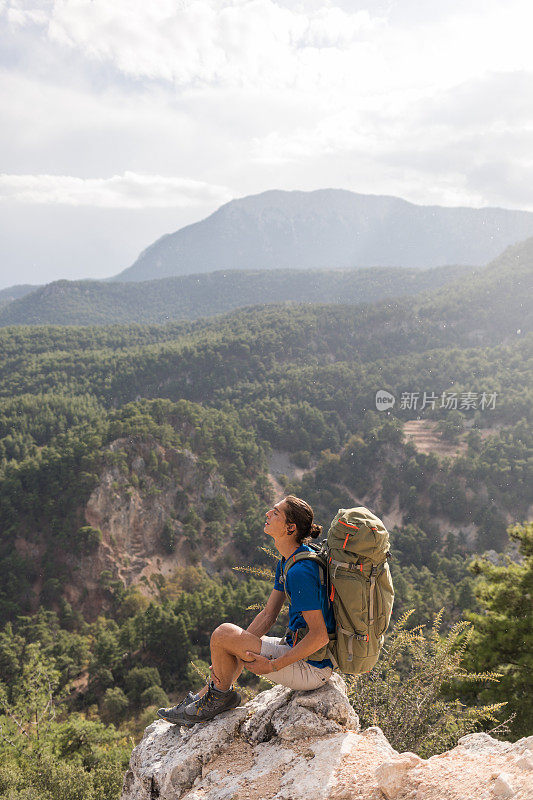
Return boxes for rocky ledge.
[121,674,533,800]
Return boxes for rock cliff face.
[67,436,233,617]
[121,675,533,800]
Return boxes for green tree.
[0,645,129,800]
[0,642,60,758]
[465,521,533,737]
[101,687,129,723]
[124,666,161,706]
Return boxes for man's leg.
[158,623,262,724]
[164,625,261,725]
[208,623,262,691]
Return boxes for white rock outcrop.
[374,752,424,799]
[121,675,533,800]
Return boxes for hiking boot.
[181,681,241,725]
[157,691,198,724]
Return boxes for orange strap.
[330,586,335,601]
[342,532,350,549]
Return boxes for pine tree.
[465,521,533,737]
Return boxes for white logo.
[375,390,395,411]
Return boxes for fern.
[347,609,508,757]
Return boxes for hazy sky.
[1,0,533,289]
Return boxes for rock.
[362,725,397,755]
[240,672,358,744]
[240,683,294,743]
[516,735,533,753]
[123,706,249,799]
[458,732,513,754]
[492,772,515,798]
[295,673,359,727]
[121,680,532,800]
[274,674,358,742]
[276,732,360,800]
[131,456,145,473]
[375,752,425,799]
[122,676,359,800]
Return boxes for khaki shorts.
[260,635,333,691]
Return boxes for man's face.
[264,499,291,540]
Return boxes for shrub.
[466,521,533,737]
[347,610,507,757]
[204,521,225,547]
[160,519,177,553]
[292,450,311,468]
[204,495,230,523]
[140,685,169,708]
[124,666,161,705]
[101,686,129,723]
[76,526,102,553]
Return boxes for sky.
[1,0,533,289]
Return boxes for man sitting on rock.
[158,495,335,727]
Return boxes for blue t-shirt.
[274,544,335,668]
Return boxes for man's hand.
[244,651,275,675]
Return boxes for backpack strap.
[284,624,337,664]
[369,564,378,625]
[337,626,369,662]
[329,557,363,579]
[281,550,326,604]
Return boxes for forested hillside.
[0,238,531,799]
[0,264,471,327]
[0,284,40,308]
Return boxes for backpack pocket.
[331,569,369,664]
[374,563,394,637]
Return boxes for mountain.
[112,189,533,282]
[0,264,472,327]
[0,283,40,308]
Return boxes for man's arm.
[246,588,285,637]
[245,608,330,674]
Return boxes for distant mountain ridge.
[0,264,472,327]
[0,284,41,307]
[113,189,533,282]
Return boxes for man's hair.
[284,495,322,544]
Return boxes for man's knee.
[210,622,242,647]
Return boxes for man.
[158,495,335,727]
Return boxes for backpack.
[280,506,394,675]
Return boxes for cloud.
[2,0,533,287]
[4,0,532,99]
[0,171,234,208]
[5,0,387,89]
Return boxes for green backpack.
[281,506,394,675]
